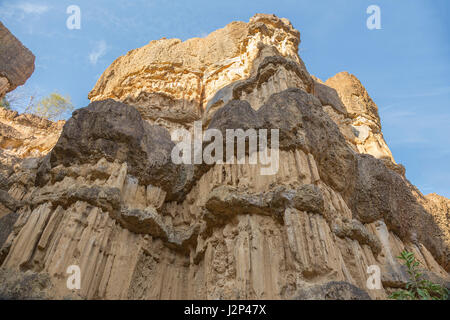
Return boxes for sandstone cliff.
[0,14,448,300]
[0,107,63,224]
[89,14,310,132]
[0,23,63,239]
[0,108,64,162]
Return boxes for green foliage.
[32,92,74,121]
[0,97,11,110]
[389,250,448,300]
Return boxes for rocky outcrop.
[89,14,311,132]
[0,108,64,221]
[0,24,62,223]
[0,14,448,300]
[0,267,52,300]
[0,108,64,162]
[0,24,63,267]
[0,22,35,99]
[422,193,450,270]
[313,73,401,174]
[293,281,372,300]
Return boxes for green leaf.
[417,288,431,300]
[390,250,449,300]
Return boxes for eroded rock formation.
[0,14,448,300]
[89,14,310,132]
[316,73,400,171]
[0,108,64,162]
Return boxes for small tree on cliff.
[0,97,11,110]
[2,87,37,112]
[31,92,74,121]
[389,250,448,300]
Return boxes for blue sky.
[0,0,449,197]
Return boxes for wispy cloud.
[84,6,141,33]
[391,86,450,99]
[388,136,430,145]
[89,40,108,65]
[382,108,450,146]
[0,2,50,20]
[16,2,49,15]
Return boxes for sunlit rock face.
[0,14,448,300]
[0,108,64,162]
[88,14,312,131]
[324,73,396,161]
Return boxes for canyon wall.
[0,14,448,300]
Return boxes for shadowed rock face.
[293,281,372,300]
[0,22,35,99]
[208,88,357,194]
[0,14,448,300]
[0,267,52,300]
[49,100,175,181]
[40,99,200,201]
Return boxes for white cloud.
[16,2,49,15]
[89,41,108,65]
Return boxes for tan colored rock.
[89,14,311,131]
[0,108,64,163]
[323,72,396,164]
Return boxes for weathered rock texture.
[0,23,63,228]
[0,107,64,224]
[89,14,311,132]
[0,108,64,162]
[316,73,400,171]
[0,21,35,100]
[0,14,448,300]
